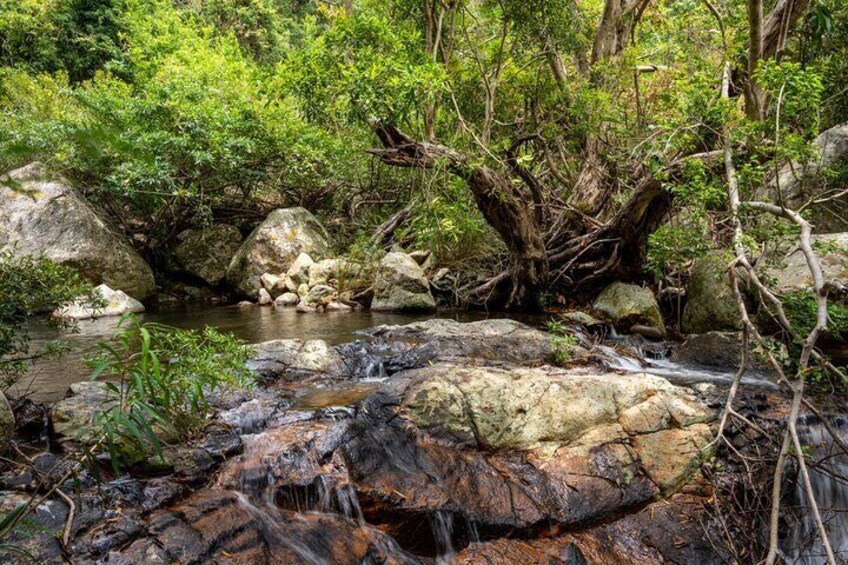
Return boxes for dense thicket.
[1,0,846,306]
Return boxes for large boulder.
[766,232,847,296]
[0,392,13,453]
[682,251,742,334]
[0,163,155,299]
[593,282,666,336]
[217,363,713,538]
[766,122,848,233]
[172,225,242,286]
[54,284,145,319]
[225,208,331,298]
[371,252,436,312]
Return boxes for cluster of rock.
[246,249,438,314]
[1,164,446,317]
[0,319,738,564]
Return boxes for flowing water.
[17,303,525,402]
[20,303,841,563]
[782,416,848,564]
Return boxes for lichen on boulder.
[370,252,436,312]
[0,163,156,300]
[593,282,666,336]
[225,207,331,298]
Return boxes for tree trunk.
[746,0,764,120]
[368,124,548,309]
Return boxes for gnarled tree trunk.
[368,124,548,309]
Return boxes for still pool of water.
[16,304,520,402]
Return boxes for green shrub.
[86,315,253,465]
[0,250,97,390]
[546,319,580,365]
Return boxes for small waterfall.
[335,483,366,526]
[362,355,388,381]
[429,510,456,564]
[234,491,326,565]
[464,515,480,544]
[782,417,848,563]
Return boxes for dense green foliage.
[86,315,252,465]
[0,251,96,389]
[0,0,846,285]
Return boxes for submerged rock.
[172,225,242,286]
[593,282,666,337]
[225,207,331,298]
[55,284,145,319]
[0,163,156,300]
[682,251,742,334]
[371,252,436,312]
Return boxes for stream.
[16,304,541,402]
[11,304,845,563]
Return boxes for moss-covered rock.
[370,252,436,312]
[593,282,666,336]
[173,224,243,286]
[682,251,741,334]
[225,208,331,298]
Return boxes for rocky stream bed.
[0,319,842,564]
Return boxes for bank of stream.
[17,304,544,402]
[5,308,847,564]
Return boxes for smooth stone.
[274,292,299,307]
[54,284,145,320]
[0,163,156,299]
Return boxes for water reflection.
[16,304,520,402]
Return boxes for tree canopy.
[1,0,846,306]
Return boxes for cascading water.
[429,510,456,564]
[782,416,848,563]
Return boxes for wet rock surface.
[4,319,735,564]
[361,318,563,365]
